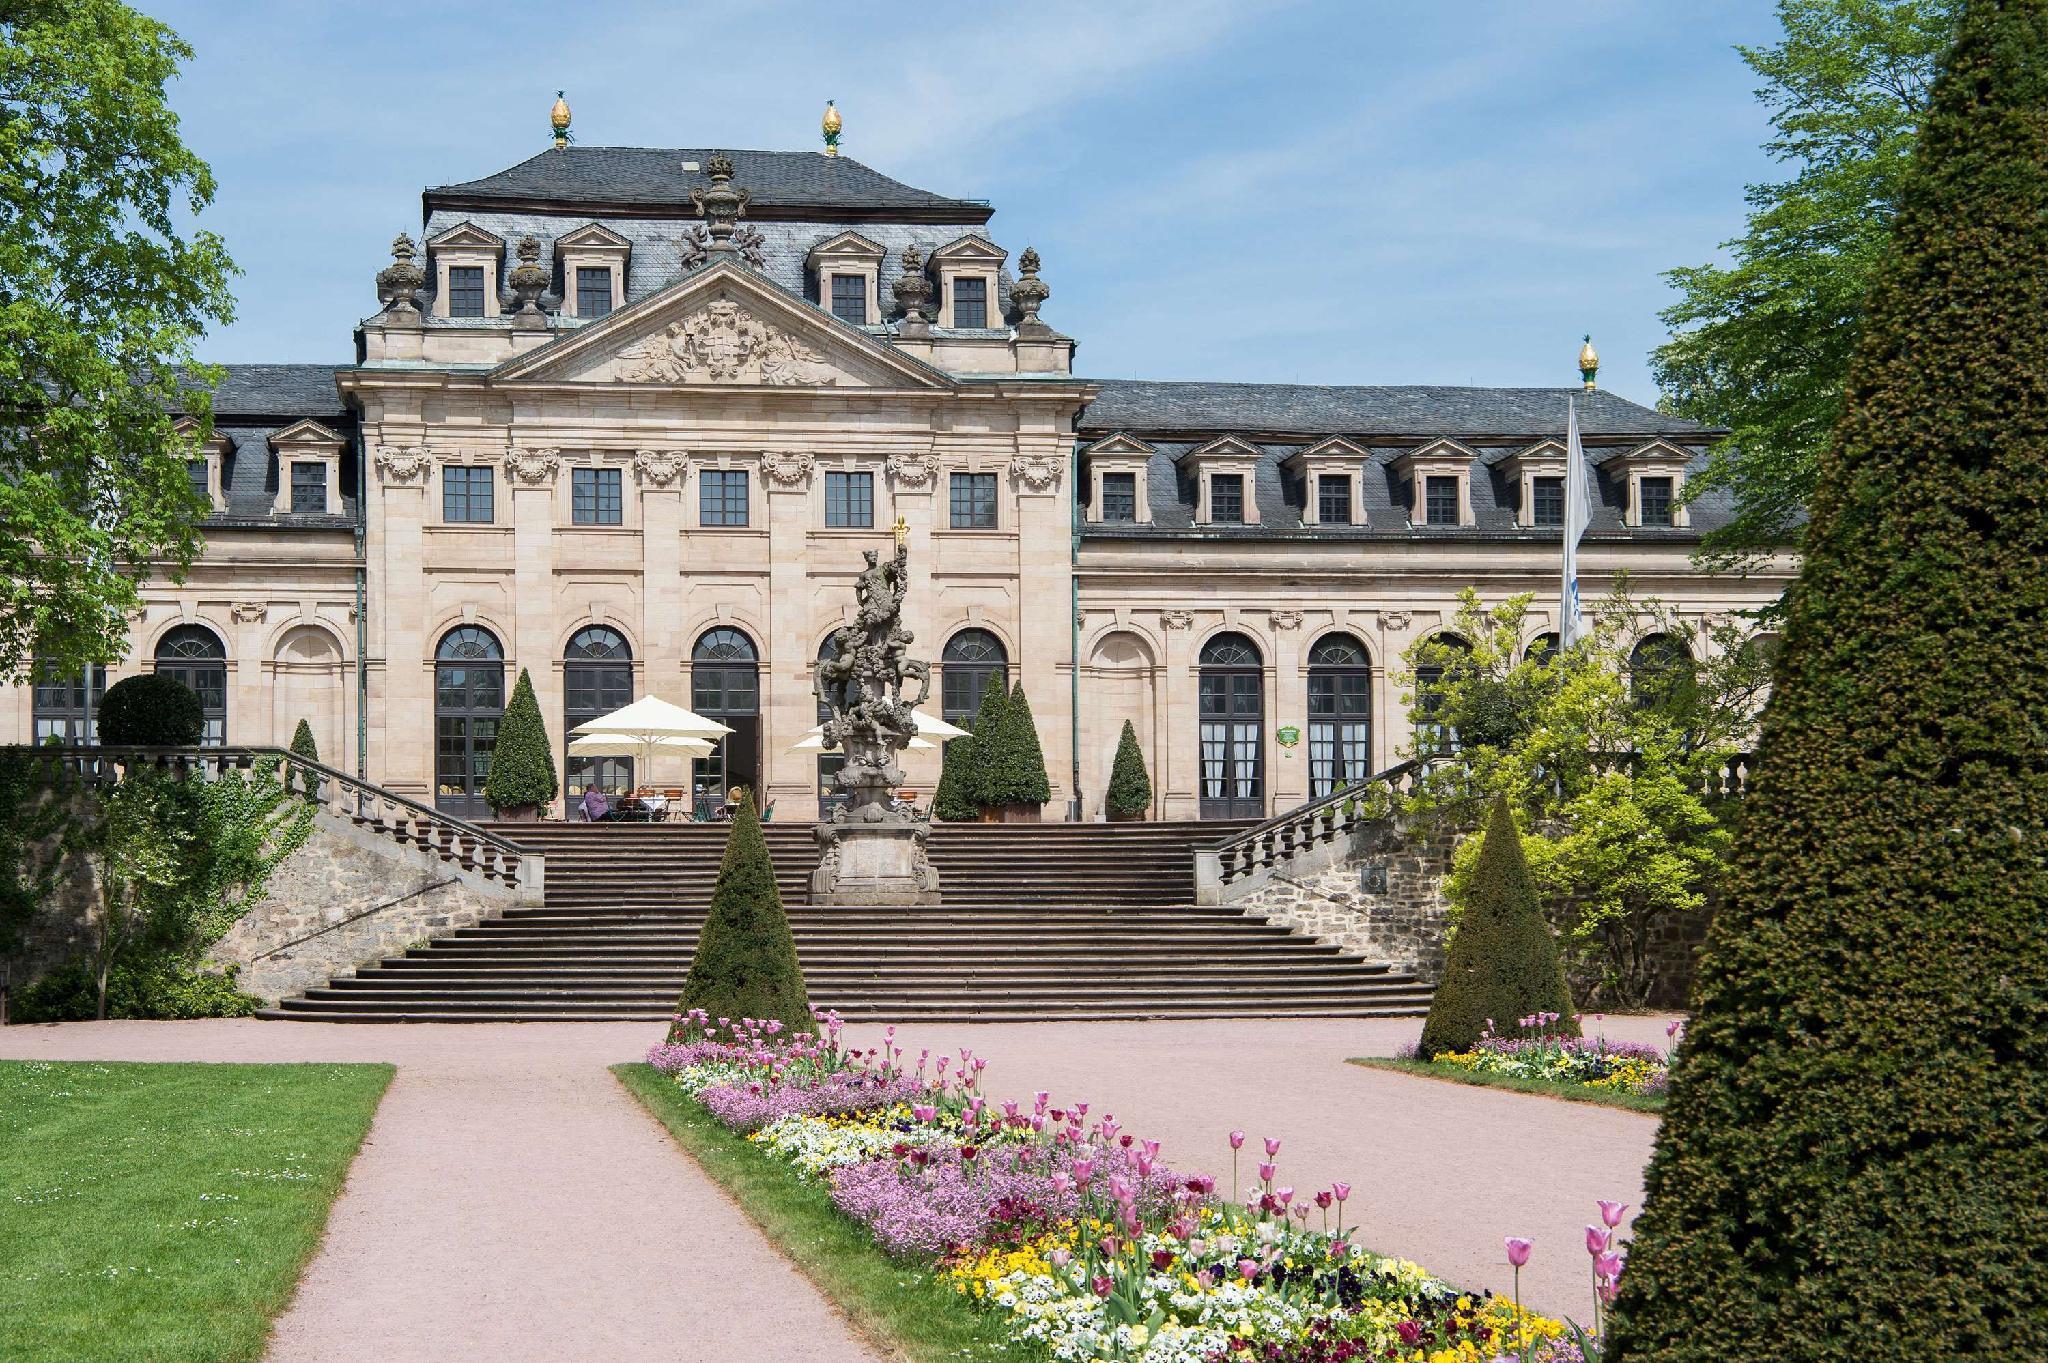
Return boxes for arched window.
[564,627,633,812]
[1307,633,1372,798]
[434,626,503,816]
[32,659,106,745]
[1525,632,1561,663]
[941,628,1008,729]
[692,628,760,814]
[1198,632,1263,818]
[1630,633,1697,715]
[1414,633,1470,757]
[155,625,227,745]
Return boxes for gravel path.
[0,1013,1673,1349]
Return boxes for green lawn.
[614,1062,1026,1363]
[0,1060,393,1363]
[1347,1056,1667,1114]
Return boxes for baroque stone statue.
[810,527,940,904]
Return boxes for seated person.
[579,785,610,823]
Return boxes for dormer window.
[1083,432,1154,525]
[1532,476,1565,526]
[555,222,632,320]
[269,419,345,517]
[1595,439,1694,528]
[427,222,504,319]
[1284,437,1368,527]
[930,235,1006,330]
[186,458,211,503]
[807,231,885,329]
[175,419,230,513]
[1389,438,1476,528]
[1179,435,1263,526]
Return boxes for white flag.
[1560,396,1592,647]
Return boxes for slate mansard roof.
[1076,379,1728,542]
[428,148,993,223]
[185,364,357,529]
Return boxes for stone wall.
[208,808,519,1004]
[1233,821,1460,983]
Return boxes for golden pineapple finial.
[822,99,842,156]
[550,91,572,150]
[1578,333,1599,391]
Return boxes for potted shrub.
[482,668,556,822]
[1104,720,1152,821]
[984,682,1050,823]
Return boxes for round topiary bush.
[97,674,205,746]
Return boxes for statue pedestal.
[812,820,941,906]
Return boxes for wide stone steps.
[262,819,1432,1023]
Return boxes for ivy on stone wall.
[0,751,76,970]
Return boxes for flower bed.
[648,1007,1622,1363]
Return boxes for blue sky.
[155,0,1779,404]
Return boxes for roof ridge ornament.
[892,245,932,338]
[822,100,842,157]
[551,91,572,149]
[692,153,751,257]
[508,235,549,328]
[1011,246,1050,336]
[375,233,425,326]
[1579,333,1599,391]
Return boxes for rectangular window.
[1099,471,1137,523]
[1209,473,1245,524]
[1424,475,1461,526]
[952,277,987,329]
[1316,474,1352,525]
[575,266,613,319]
[824,470,873,528]
[290,460,327,514]
[187,459,210,504]
[1639,476,1674,527]
[829,274,868,325]
[949,472,998,529]
[700,468,750,527]
[446,265,487,318]
[572,466,623,525]
[1532,475,1565,527]
[443,465,494,523]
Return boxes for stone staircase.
[260,821,1433,1023]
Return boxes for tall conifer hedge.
[483,668,556,814]
[960,676,1012,814]
[1609,6,2048,1358]
[673,794,811,1034]
[1105,720,1153,819]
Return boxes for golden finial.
[822,99,842,157]
[1578,333,1599,391]
[550,90,572,149]
[891,513,908,549]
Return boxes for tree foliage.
[1656,0,1958,568]
[483,668,556,813]
[1609,5,2048,1358]
[1417,796,1576,1058]
[959,677,1012,814]
[0,750,73,969]
[1398,585,1769,1005]
[96,673,203,746]
[982,682,1052,810]
[673,794,811,1035]
[1105,720,1153,819]
[0,1,237,680]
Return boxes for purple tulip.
[1595,1250,1624,1281]
[1257,1162,1277,1184]
[1228,1130,1246,1150]
[1263,1136,1282,1157]
[1331,1181,1351,1203]
[1049,1246,1070,1268]
[1237,1258,1260,1281]
[1598,1199,1630,1229]
[1586,1225,1610,1256]
[1505,1236,1532,1267]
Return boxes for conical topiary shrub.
[672,793,811,1037]
[984,682,1052,816]
[961,676,1012,818]
[1104,719,1152,820]
[1608,8,2048,1359]
[932,735,978,821]
[289,718,319,764]
[1416,795,1575,1059]
[483,667,556,818]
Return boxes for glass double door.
[1198,668,1264,819]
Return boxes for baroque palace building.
[6,120,1794,822]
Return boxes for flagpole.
[1562,394,1588,648]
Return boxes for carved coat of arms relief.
[616,296,842,387]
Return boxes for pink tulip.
[1228,1130,1246,1150]
[1586,1225,1610,1256]
[1195,1269,1216,1290]
[1264,1136,1282,1157]
[1596,1251,1623,1281]
[1598,1200,1630,1229]
[1257,1163,1277,1184]
[1237,1259,1259,1282]
[1330,1241,1349,1258]
[1505,1237,1532,1267]
[1331,1182,1351,1204]
[1276,1186,1294,1205]
[1091,1276,1113,1298]
[1049,1247,1070,1268]
[912,1104,936,1124]
[1050,1173,1071,1195]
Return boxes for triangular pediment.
[1283,435,1370,469]
[1486,437,1568,469]
[1178,434,1264,465]
[489,261,952,391]
[1390,437,1479,468]
[931,234,1007,263]
[554,221,632,252]
[1083,432,1156,458]
[429,221,504,251]
[808,230,885,263]
[269,418,346,452]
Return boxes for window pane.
[444,465,494,523]
[187,459,210,504]
[952,277,987,328]
[575,266,612,318]
[829,274,867,325]
[1533,476,1565,527]
[290,460,326,514]
[1425,476,1460,526]
[824,471,873,528]
[572,467,623,525]
[1640,476,1674,527]
[949,472,997,529]
[1100,471,1136,523]
[1317,475,1351,524]
[447,265,486,318]
[700,469,749,526]
[1210,474,1244,523]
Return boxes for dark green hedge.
[1609,6,2048,1360]
[483,668,557,812]
[97,674,203,746]
[673,794,811,1034]
[14,953,259,1021]
[1105,720,1153,818]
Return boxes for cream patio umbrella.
[786,709,965,753]
[789,728,937,753]
[570,695,732,741]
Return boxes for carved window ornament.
[762,450,816,489]
[632,448,686,488]
[1270,610,1305,631]
[1008,451,1063,493]
[504,447,562,486]
[886,450,938,490]
[1161,610,1196,631]
[374,445,432,485]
